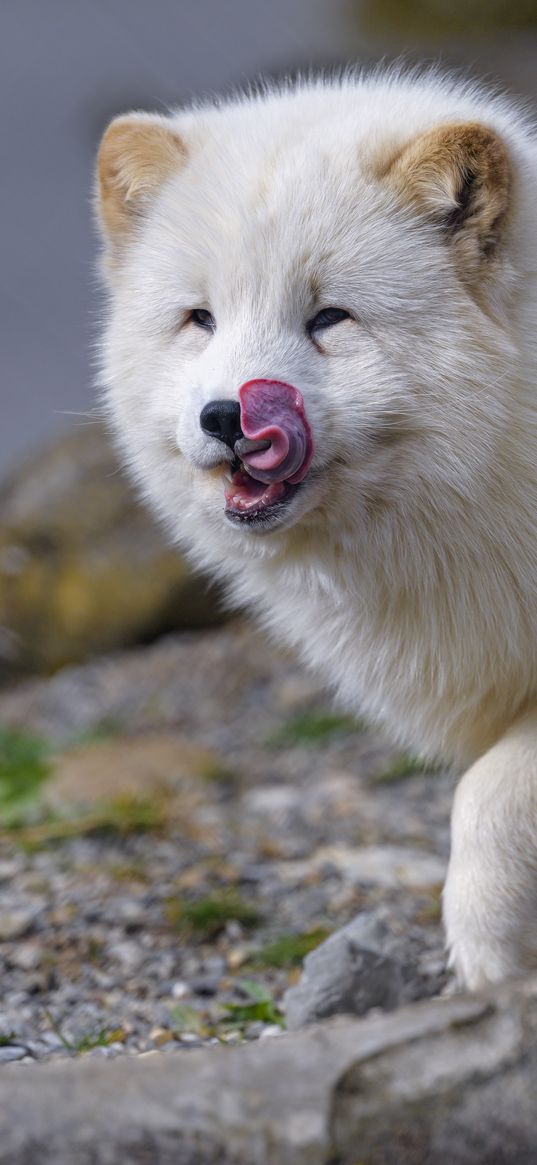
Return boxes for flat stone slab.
[2,978,537,1164]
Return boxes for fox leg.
[443,707,537,990]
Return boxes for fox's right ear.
[96,113,186,252]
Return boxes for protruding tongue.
[238,380,313,485]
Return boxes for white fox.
[96,69,537,990]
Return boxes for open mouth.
[222,380,313,528]
[224,457,300,526]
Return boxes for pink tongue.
[238,380,313,485]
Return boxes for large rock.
[1,979,537,1163]
[284,912,415,1029]
[0,423,225,676]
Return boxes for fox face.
[96,77,518,568]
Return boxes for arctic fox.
[96,69,537,991]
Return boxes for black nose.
[200,399,243,451]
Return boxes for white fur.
[97,68,537,990]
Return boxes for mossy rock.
[0,423,226,677]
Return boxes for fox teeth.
[224,460,252,482]
[231,492,260,510]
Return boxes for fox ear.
[96,113,186,246]
[379,122,512,286]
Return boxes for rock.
[259,1024,284,1041]
[242,785,303,822]
[171,981,189,1000]
[326,842,446,887]
[0,908,36,941]
[116,900,146,931]
[177,1032,203,1047]
[227,946,249,970]
[0,859,24,882]
[6,943,42,972]
[284,912,414,1029]
[277,842,447,889]
[38,1032,67,1052]
[1,980,537,1163]
[149,1027,173,1047]
[190,977,220,997]
[0,1045,27,1063]
[107,940,144,973]
[0,423,226,677]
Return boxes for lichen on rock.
[0,423,226,677]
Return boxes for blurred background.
[1,0,536,676]
[0,0,535,1074]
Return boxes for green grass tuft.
[0,728,52,825]
[166,891,262,939]
[253,928,330,969]
[74,1027,126,1053]
[170,1004,209,1038]
[171,983,284,1040]
[267,708,366,748]
[198,759,240,786]
[4,793,168,850]
[0,1032,18,1047]
[44,1011,127,1053]
[219,979,284,1029]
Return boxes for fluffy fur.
[96,68,537,991]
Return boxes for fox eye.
[188,308,215,332]
[308,307,351,333]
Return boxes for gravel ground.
[0,620,455,1064]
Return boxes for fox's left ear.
[379,121,512,288]
[96,112,186,254]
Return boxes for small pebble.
[0,910,36,942]
[0,1046,28,1063]
[227,947,249,970]
[0,860,24,882]
[39,1032,66,1052]
[107,941,144,972]
[259,1025,284,1041]
[171,981,189,1000]
[149,1027,173,1047]
[225,921,244,941]
[6,943,42,973]
[190,977,219,997]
